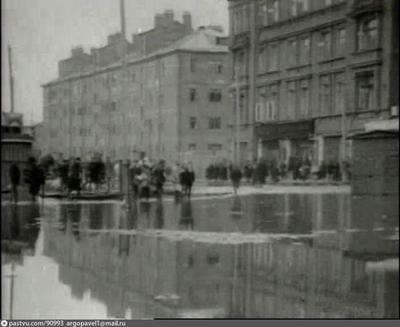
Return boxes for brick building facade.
[42,11,232,177]
[228,0,399,168]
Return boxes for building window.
[335,27,347,57]
[320,75,332,115]
[357,16,379,51]
[111,102,117,111]
[140,106,144,120]
[235,50,246,77]
[319,30,332,61]
[190,88,197,102]
[215,62,223,74]
[208,117,221,130]
[290,0,298,17]
[268,43,279,71]
[259,0,268,26]
[356,72,375,111]
[287,81,296,119]
[208,144,222,153]
[267,0,280,23]
[209,90,222,102]
[190,57,197,72]
[334,73,346,114]
[287,39,298,67]
[189,117,197,129]
[188,143,196,151]
[269,84,279,121]
[298,0,309,13]
[132,72,136,82]
[299,80,310,117]
[299,36,310,65]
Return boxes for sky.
[1,0,229,125]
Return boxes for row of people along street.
[7,151,351,204]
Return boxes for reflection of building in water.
[179,200,194,231]
[41,211,398,318]
[38,191,399,318]
[1,204,41,261]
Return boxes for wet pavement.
[1,192,399,319]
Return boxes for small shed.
[349,129,398,196]
[1,112,34,190]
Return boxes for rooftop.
[43,27,229,87]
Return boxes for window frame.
[355,71,375,111]
[189,117,197,130]
[357,15,380,52]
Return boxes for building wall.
[178,51,233,174]
[43,38,232,177]
[228,0,398,165]
[44,53,182,162]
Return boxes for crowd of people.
[205,157,350,195]
[8,151,350,203]
[129,160,195,201]
[8,152,199,203]
[9,157,46,203]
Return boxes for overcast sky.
[1,0,229,124]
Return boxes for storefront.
[255,120,314,164]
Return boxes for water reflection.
[179,200,194,231]
[1,192,398,319]
[2,204,41,258]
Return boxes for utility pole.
[120,0,126,40]
[3,262,16,319]
[8,45,15,114]
[235,67,241,167]
[120,0,129,160]
[340,80,347,182]
[157,58,162,159]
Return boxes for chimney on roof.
[120,0,126,40]
[154,13,163,28]
[108,33,124,45]
[183,11,192,31]
[71,47,84,57]
[164,9,174,23]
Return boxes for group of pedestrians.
[129,160,195,201]
[55,155,120,196]
[129,159,166,201]
[9,157,45,203]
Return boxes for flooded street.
[1,193,399,319]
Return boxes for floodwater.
[1,193,399,319]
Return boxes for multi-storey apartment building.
[228,0,399,167]
[42,10,232,177]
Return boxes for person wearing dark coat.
[67,157,82,197]
[58,160,70,192]
[24,157,45,202]
[255,160,267,186]
[152,160,166,196]
[230,166,242,195]
[181,164,195,197]
[9,162,21,204]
